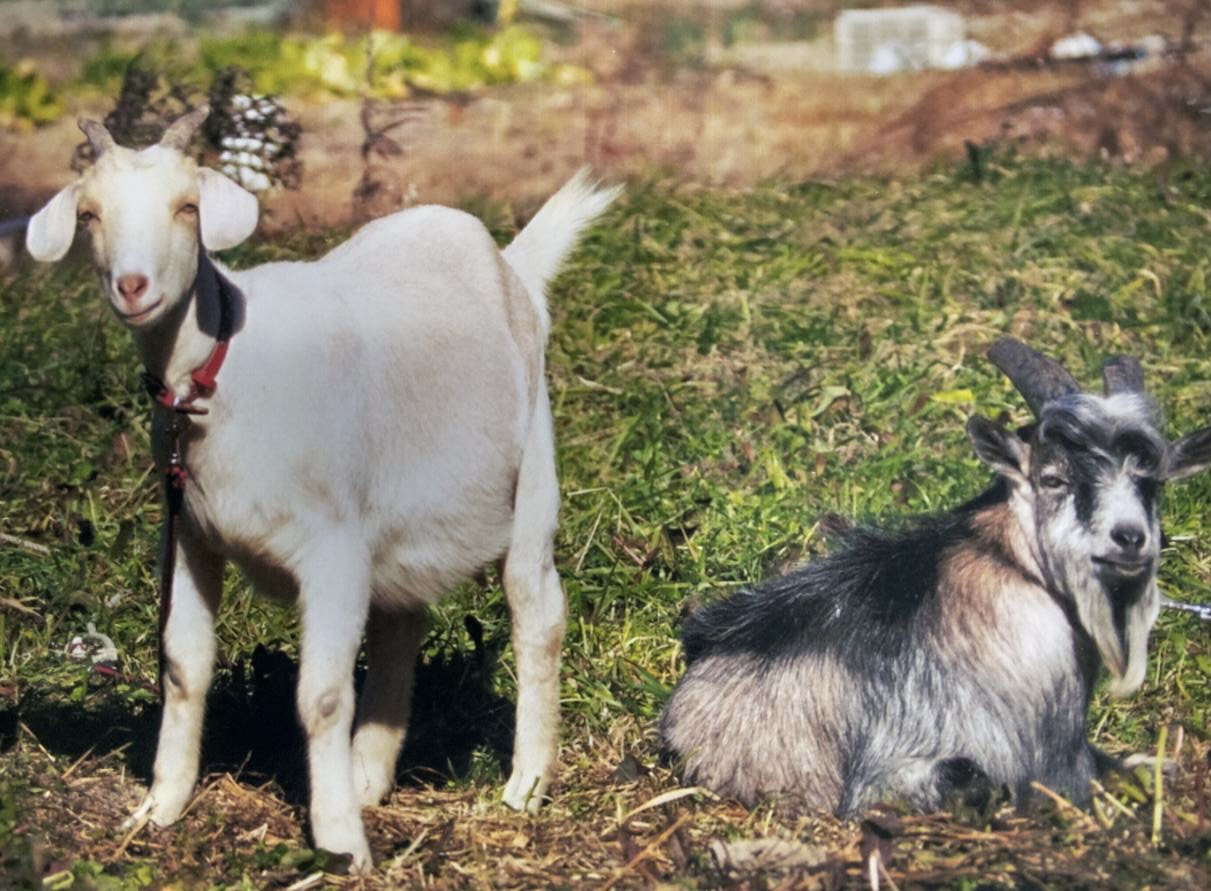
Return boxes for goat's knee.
[298,682,352,737]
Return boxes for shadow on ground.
[5,625,515,805]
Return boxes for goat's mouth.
[116,296,165,324]
[1093,556,1153,577]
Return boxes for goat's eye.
[77,210,96,224]
[1040,473,1069,490]
[178,203,199,216]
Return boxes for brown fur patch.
[494,251,542,398]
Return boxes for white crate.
[836,5,965,74]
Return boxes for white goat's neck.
[131,253,227,402]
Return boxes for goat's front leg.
[295,541,373,871]
[126,537,224,829]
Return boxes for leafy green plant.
[0,60,63,129]
[181,26,585,99]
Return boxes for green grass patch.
[3,155,1211,886]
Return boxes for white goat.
[26,107,620,871]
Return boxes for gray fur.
[661,339,1211,815]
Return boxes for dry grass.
[6,713,1210,888]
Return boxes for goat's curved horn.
[78,118,115,158]
[159,105,210,151]
[1102,355,1145,396]
[987,337,1081,417]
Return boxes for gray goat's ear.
[26,181,80,262]
[967,415,1029,482]
[197,168,258,250]
[1165,425,1211,481]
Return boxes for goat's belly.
[180,435,520,606]
[190,507,512,609]
[231,549,300,602]
[369,500,516,608]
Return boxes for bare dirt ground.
[1,1,1209,231]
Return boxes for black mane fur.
[681,481,1014,667]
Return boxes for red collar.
[142,272,235,416]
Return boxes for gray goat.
[660,338,1211,815]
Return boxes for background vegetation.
[4,150,1211,887]
[0,21,585,129]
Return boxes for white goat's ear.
[967,415,1030,482]
[26,182,80,262]
[1165,425,1211,481]
[197,168,258,250]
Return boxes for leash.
[1161,596,1211,622]
[141,272,235,694]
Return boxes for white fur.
[27,135,619,872]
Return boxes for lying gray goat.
[660,338,1211,814]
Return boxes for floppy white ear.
[197,168,258,250]
[26,182,80,262]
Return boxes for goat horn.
[1102,355,1145,395]
[987,337,1081,417]
[78,118,115,157]
[159,104,210,151]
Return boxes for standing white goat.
[26,107,619,871]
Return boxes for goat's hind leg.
[352,605,428,807]
[501,390,567,812]
[295,539,374,871]
[126,538,224,829]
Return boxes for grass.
[3,152,1211,887]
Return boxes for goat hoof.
[124,786,190,831]
[314,824,373,874]
[354,765,393,809]
[121,796,155,833]
[352,732,397,807]
[502,771,548,813]
[338,846,374,876]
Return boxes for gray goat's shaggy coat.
[660,339,1211,815]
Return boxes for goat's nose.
[117,274,149,302]
[1111,523,1147,553]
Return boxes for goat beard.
[1072,572,1160,699]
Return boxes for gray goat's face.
[25,108,258,328]
[969,340,1211,698]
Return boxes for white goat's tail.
[503,167,621,339]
